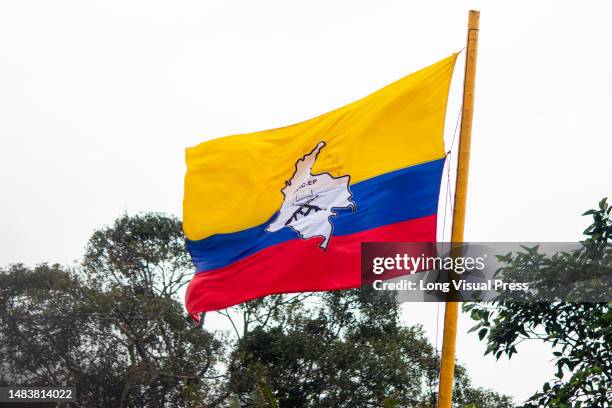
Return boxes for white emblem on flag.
[266,141,356,249]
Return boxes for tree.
[1,212,513,407]
[0,214,227,407]
[0,263,127,407]
[465,198,612,407]
[225,287,513,408]
[80,213,227,407]
[82,212,192,298]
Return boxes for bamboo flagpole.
[437,10,480,408]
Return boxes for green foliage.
[226,287,512,408]
[0,214,226,407]
[1,212,513,407]
[83,212,193,298]
[465,198,612,407]
[452,365,514,408]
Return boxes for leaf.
[468,323,483,334]
[478,328,488,341]
[598,197,608,210]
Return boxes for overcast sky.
[1,0,610,404]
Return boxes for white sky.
[1,0,611,404]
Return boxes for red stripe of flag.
[185,214,437,320]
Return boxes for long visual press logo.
[266,141,355,250]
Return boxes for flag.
[184,54,457,320]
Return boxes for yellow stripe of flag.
[184,54,457,241]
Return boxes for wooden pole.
[437,10,480,408]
